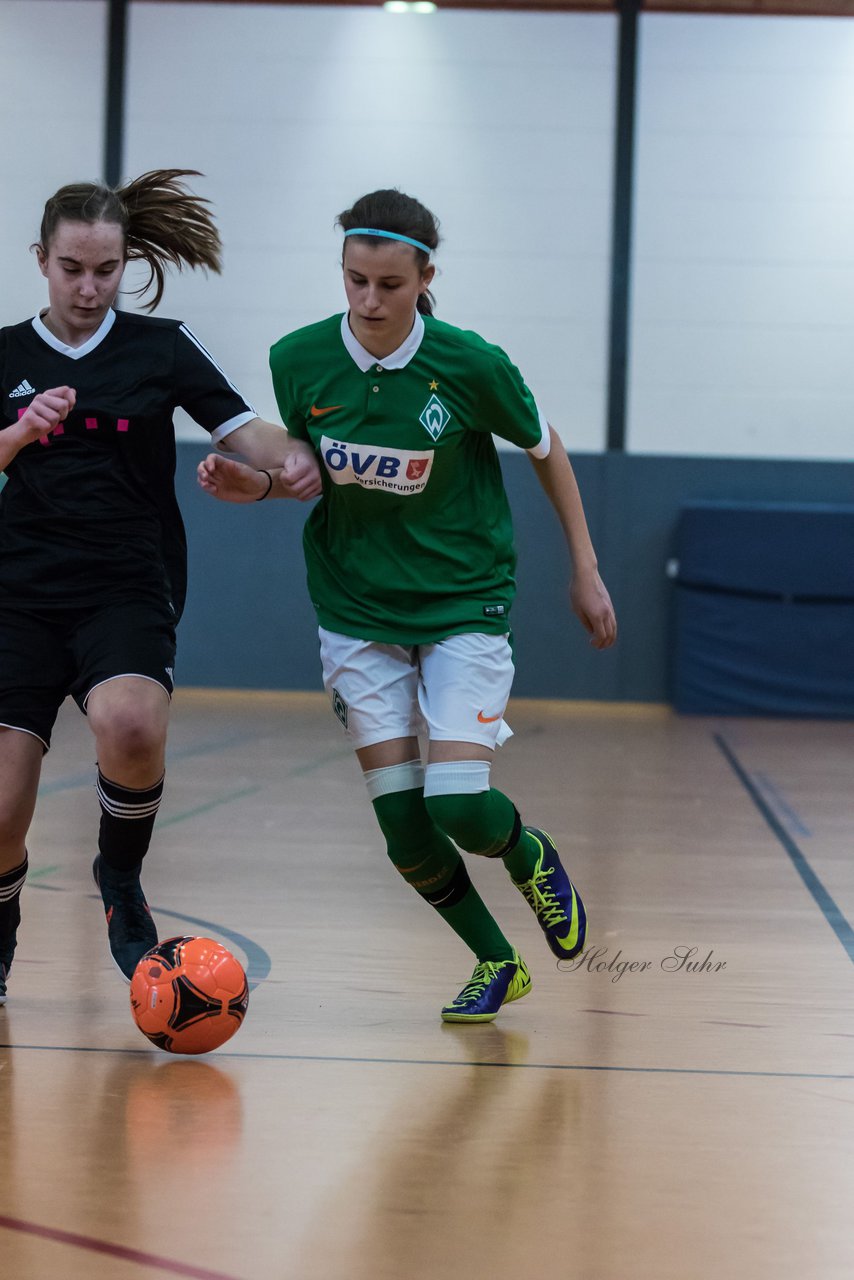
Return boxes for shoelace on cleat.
[451,959,509,1006]
[520,865,569,928]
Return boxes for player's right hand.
[17,386,76,443]
[279,442,322,501]
[569,567,617,650]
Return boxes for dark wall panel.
[176,443,854,702]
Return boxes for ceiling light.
[383,2,438,14]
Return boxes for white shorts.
[318,628,515,751]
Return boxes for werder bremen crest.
[419,393,451,441]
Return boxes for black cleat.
[0,899,20,1007]
[93,855,158,983]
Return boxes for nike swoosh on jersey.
[553,886,580,951]
[310,404,344,417]
[477,710,503,723]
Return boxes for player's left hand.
[570,568,617,649]
[279,440,322,501]
[197,453,267,503]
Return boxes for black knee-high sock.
[97,770,164,875]
[0,854,27,967]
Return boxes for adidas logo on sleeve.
[9,380,36,399]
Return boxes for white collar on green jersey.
[32,307,117,359]
[340,311,425,372]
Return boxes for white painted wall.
[123,3,616,447]
[2,3,852,464]
[630,14,854,460]
[0,0,107,321]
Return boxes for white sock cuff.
[423,760,491,797]
[0,865,27,902]
[363,760,424,802]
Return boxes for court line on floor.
[715,733,854,966]
[30,876,272,988]
[753,770,812,837]
[285,745,354,776]
[155,785,264,829]
[151,905,272,988]
[37,732,262,797]
[0,1213,244,1280]
[0,1042,851,1081]
[39,736,351,797]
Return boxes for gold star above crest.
[429,379,439,391]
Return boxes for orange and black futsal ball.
[130,936,249,1055]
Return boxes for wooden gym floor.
[0,690,852,1280]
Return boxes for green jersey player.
[199,189,616,1023]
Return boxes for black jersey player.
[0,170,320,1000]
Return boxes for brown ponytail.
[35,169,222,311]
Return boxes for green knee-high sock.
[372,789,514,963]
[425,788,541,883]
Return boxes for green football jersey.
[269,312,549,644]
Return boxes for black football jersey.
[0,309,256,619]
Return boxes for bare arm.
[0,387,76,472]
[214,417,321,502]
[527,425,617,649]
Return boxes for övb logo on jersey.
[320,435,434,494]
[419,393,451,442]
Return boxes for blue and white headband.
[344,227,433,256]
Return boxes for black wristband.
[255,469,273,501]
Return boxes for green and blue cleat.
[441,948,532,1023]
[514,828,587,961]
